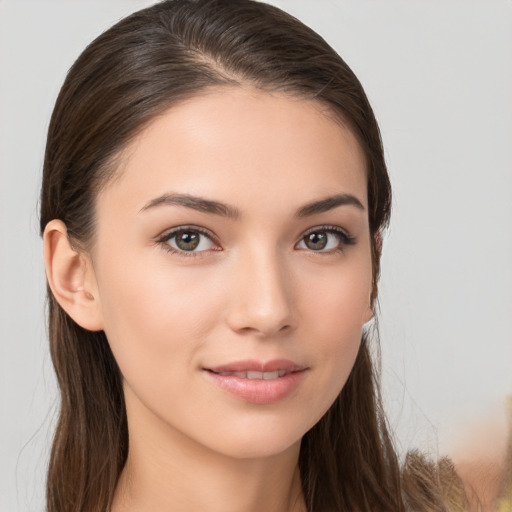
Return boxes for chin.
[191,412,314,460]
[210,432,302,460]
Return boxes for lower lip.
[203,369,307,404]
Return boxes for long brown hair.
[39,1,465,511]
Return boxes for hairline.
[81,82,366,252]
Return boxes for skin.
[44,87,373,512]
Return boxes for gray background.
[1,0,511,510]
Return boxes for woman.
[40,1,468,510]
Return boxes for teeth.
[215,370,287,379]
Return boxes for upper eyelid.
[301,224,351,238]
[158,225,218,242]
[157,224,354,253]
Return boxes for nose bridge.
[226,243,295,336]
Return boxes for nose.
[225,248,296,337]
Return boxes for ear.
[375,231,383,255]
[362,300,374,326]
[43,219,104,331]
[364,230,382,325]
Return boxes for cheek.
[300,254,372,340]
[94,250,224,382]
[293,254,372,418]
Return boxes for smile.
[209,370,289,379]
[203,359,308,404]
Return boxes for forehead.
[98,87,368,216]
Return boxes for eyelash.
[156,224,356,258]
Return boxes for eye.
[158,227,218,256]
[158,225,354,257]
[296,226,355,253]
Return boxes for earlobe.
[43,219,103,331]
[362,303,374,326]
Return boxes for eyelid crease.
[156,223,356,258]
[156,225,220,258]
[300,224,355,243]
[157,224,218,242]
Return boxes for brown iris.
[304,232,328,250]
[175,231,200,251]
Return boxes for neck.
[111,390,306,512]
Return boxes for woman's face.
[89,87,372,458]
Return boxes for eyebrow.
[139,192,365,219]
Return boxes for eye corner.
[296,225,356,254]
[156,225,221,257]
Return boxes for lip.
[203,359,308,405]
[206,359,306,374]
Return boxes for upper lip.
[205,359,306,374]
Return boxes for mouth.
[202,359,308,404]
[207,369,294,379]
[204,359,306,379]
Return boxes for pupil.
[306,232,327,250]
[177,231,200,251]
